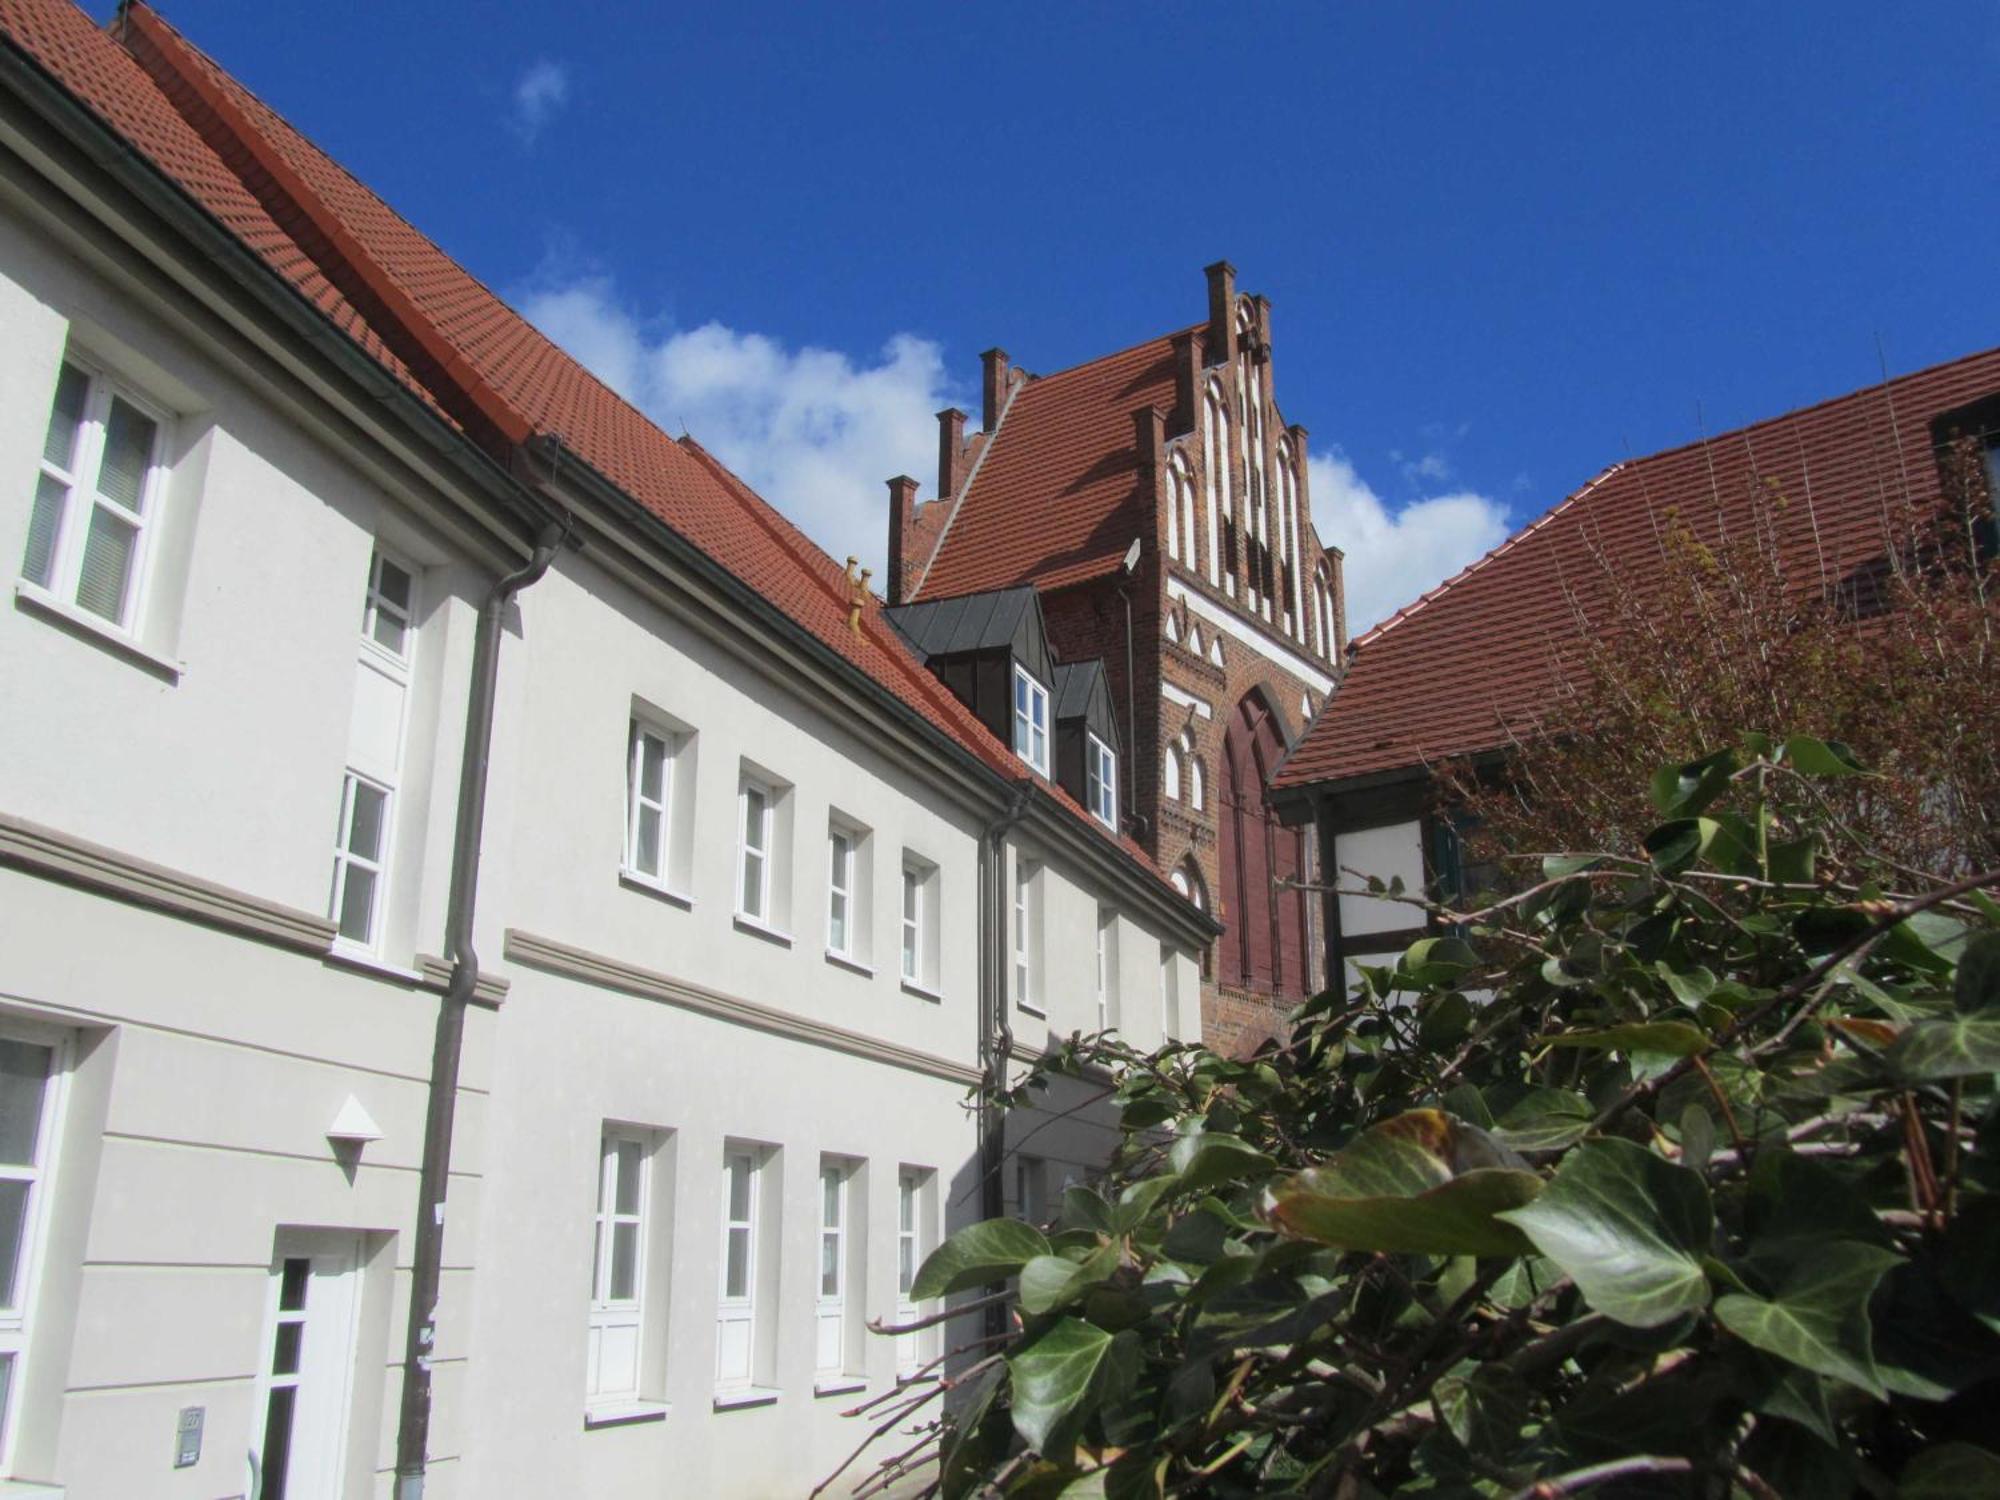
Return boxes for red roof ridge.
[1353,463,1626,649]
[120,2,534,452]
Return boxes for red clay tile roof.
[1274,347,2000,791]
[913,330,1191,599]
[0,0,1181,890]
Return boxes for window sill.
[712,1385,781,1411]
[824,948,874,978]
[1016,1001,1047,1019]
[900,978,943,1004]
[619,870,694,910]
[584,1399,671,1429]
[732,913,793,948]
[324,943,424,986]
[15,580,183,682]
[813,1376,868,1398]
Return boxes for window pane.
[638,733,667,802]
[898,1238,914,1294]
[335,866,376,943]
[22,473,66,586]
[820,1169,840,1228]
[901,922,916,979]
[634,805,662,875]
[0,1040,51,1166]
[820,1232,839,1296]
[0,1179,27,1310]
[609,1222,638,1301]
[724,1226,749,1298]
[370,604,407,658]
[374,555,413,613]
[742,787,766,852]
[41,362,88,471]
[614,1140,642,1215]
[739,848,763,917]
[902,871,918,923]
[828,890,847,951]
[260,1384,297,1500]
[75,506,137,622]
[899,1182,915,1233]
[727,1157,751,1220]
[272,1320,303,1376]
[278,1256,310,1311]
[95,396,157,513]
[346,782,387,861]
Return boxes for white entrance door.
[251,1235,363,1500]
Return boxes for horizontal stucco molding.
[0,808,335,954]
[503,929,983,1088]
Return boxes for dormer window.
[1012,664,1049,774]
[1085,734,1117,829]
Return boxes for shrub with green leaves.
[832,736,2000,1500]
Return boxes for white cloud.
[510,60,571,143]
[519,270,1511,631]
[519,275,964,578]
[1307,449,1512,635]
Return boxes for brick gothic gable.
[892,263,1349,1052]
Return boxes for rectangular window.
[737,780,771,922]
[716,1148,760,1391]
[1095,908,1120,1033]
[22,356,168,632]
[1085,734,1118,830]
[625,721,674,884]
[900,863,921,982]
[1013,858,1041,1014]
[1016,1154,1049,1226]
[328,772,390,948]
[0,1028,63,1460]
[361,551,415,663]
[588,1132,649,1404]
[827,826,853,957]
[895,1168,933,1377]
[331,547,416,954]
[1011,664,1049,775]
[1161,945,1182,1042]
[815,1161,853,1379]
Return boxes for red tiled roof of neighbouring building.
[912,330,1192,600]
[0,0,1185,892]
[1274,346,2000,791]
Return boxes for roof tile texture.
[1276,347,2000,789]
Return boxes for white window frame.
[248,1232,365,1500]
[1013,857,1041,1015]
[1094,909,1120,1033]
[0,1022,67,1471]
[1011,664,1049,775]
[737,778,774,924]
[21,354,170,635]
[895,1169,930,1377]
[815,1161,851,1380]
[716,1148,761,1393]
[826,824,855,959]
[1161,946,1182,1041]
[900,860,923,984]
[587,1131,651,1406]
[1085,733,1118,830]
[359,550,416,669]
[624,719,676,887]
[328,769,394,952]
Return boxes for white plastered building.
[0,4,1215,1497]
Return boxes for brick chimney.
[1204,260,1237,368]
[886,475,920,605]
[1170,331,1200,437]
[981,348,1010,433]
[936,407,967,501]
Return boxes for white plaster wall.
[0,204,477,947]
[1335,820,1425,938]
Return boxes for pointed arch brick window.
[1216,690,1309,997]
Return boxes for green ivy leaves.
[1715,1242,1901,1396]
[1499,1139,1713,1327]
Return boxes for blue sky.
[129,1,1997,627]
